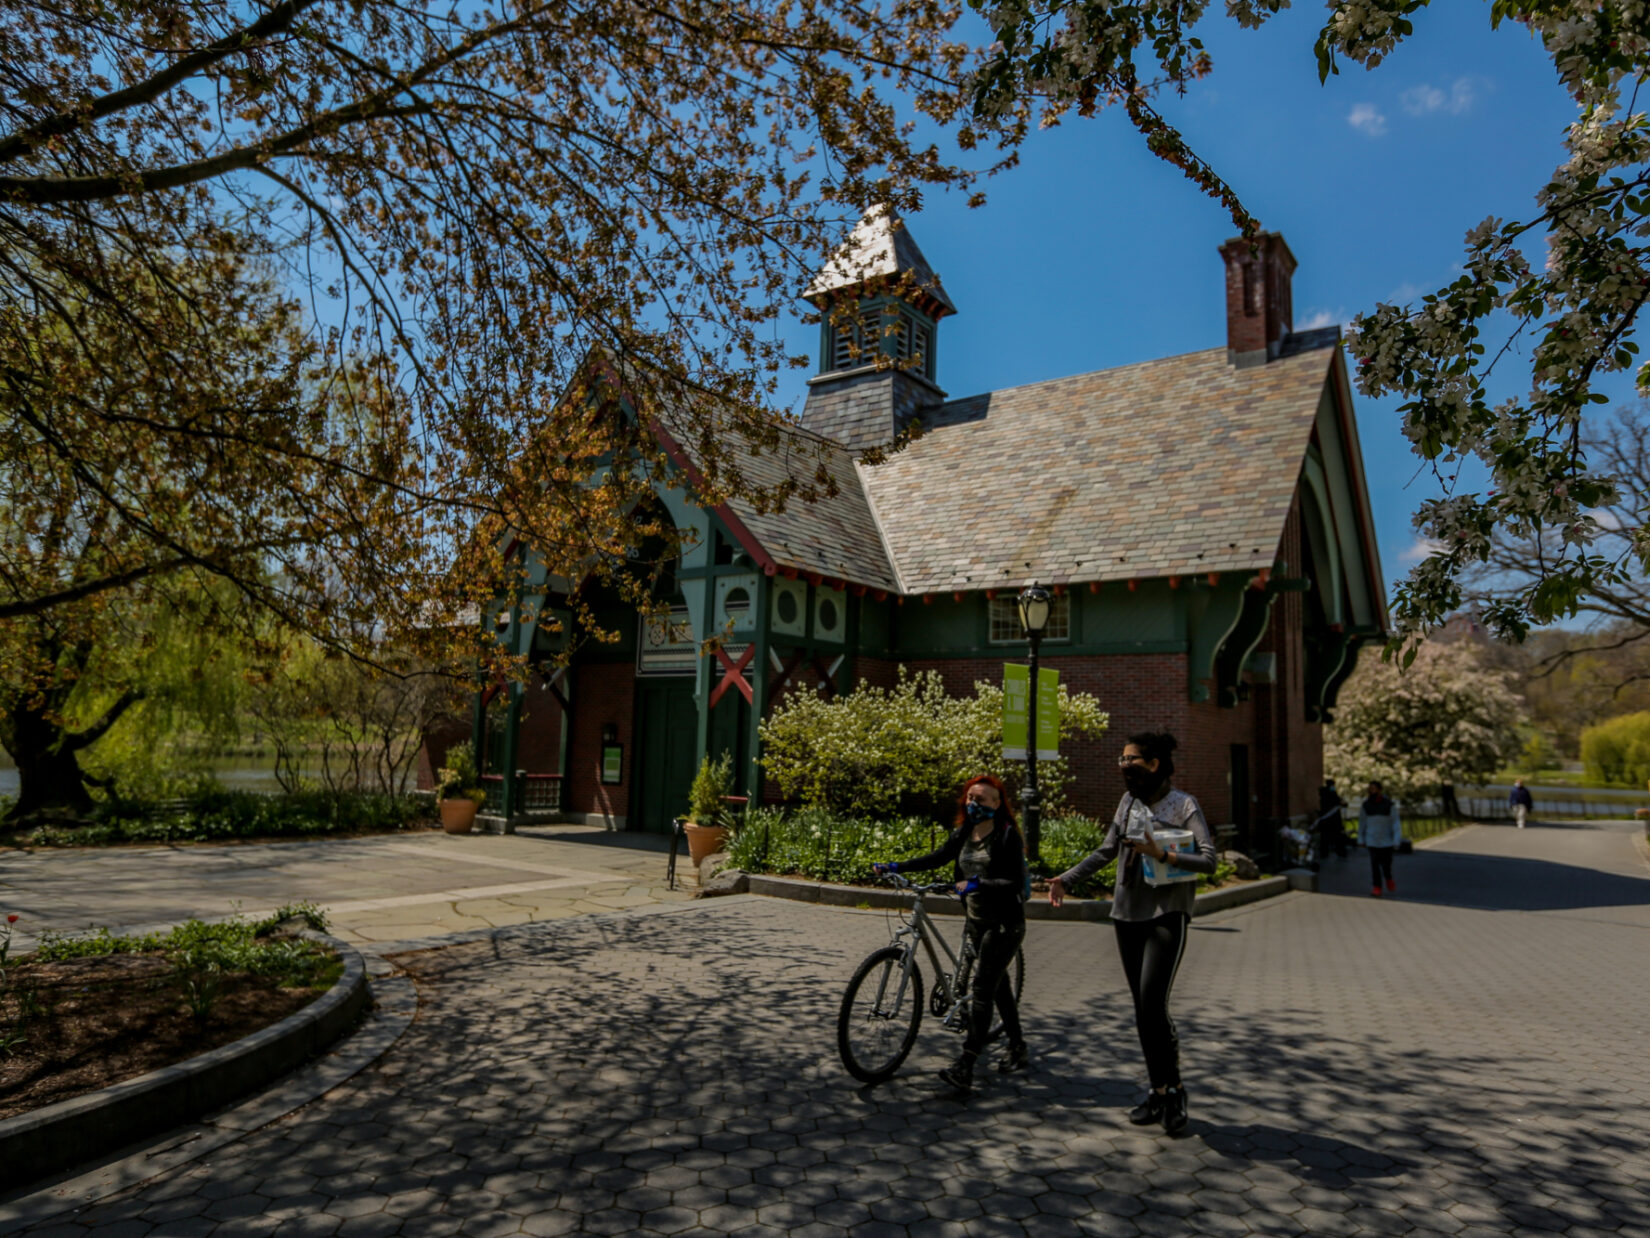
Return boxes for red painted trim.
[709,644,756,708]
[1167,576,1180,590]
[985,589,997,601]
[781,565,798,580]
[872,590,887,602]
[1127,579,1138,592]
[922,594,934,605]
[1206,572,1219,588]
[1088,581,1101,594]
[852,584,868,598]
[953,591,964,603]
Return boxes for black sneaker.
[1163,1086,1189,1135]
[938,1056,975,1093]
[1127,1091,1165,1125]
[996,1042,1029,1073]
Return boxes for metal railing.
[478,771,563,816]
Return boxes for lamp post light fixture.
[1017,582,1052,862]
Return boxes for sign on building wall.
[638,608,696,676]
[1002,664,1060,760]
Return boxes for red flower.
[6,914,16,923]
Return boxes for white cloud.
[1401,78,1480,117]
[1298,307,1348,331]
[1388,281,1429,304]
[1348,103,1387,137]
[1399,537,1445,564]
[1585,507,1625,531]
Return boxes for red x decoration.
[709,644,756,707]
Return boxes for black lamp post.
[1017,582,1052,862]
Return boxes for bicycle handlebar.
[878,872,956,896]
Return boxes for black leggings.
[1114,912,1189,1089]
[962,918,1025,1058]
[1369,846,1395,886]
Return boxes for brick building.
[444,211,1386,845]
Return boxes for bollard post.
[666,817,685,890]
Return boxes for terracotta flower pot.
[682,822,729,866]
[440,798,480,834]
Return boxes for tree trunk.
[4,694,95,824]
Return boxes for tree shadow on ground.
[30,899,1650,1238]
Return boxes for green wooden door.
[635,680,699,833]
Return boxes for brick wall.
[416,716,471,792]
[566,662,636,821]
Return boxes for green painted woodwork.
[1300,449,1345,627]
[635,679,699,832]
[1185,577,1252,705]
[1311,385,1383,631]
[1212,587,1277,709]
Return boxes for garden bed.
[0,908,342,1122]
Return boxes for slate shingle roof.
[655,335,1339,595]
[719,421,901,591]
[855,340,1339,594]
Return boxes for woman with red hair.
[873,774,1029,1092]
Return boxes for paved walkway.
[9,821,1650,1237]
[0,826,692,950]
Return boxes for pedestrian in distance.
[872,774,1029,1094]
[1317,776,1349,859]
[1359,780,1402,897]
[1509,778,1534,829]
[1047,731,1216,1136]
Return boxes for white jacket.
[1358,798,1403,849]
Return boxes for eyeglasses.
[1117,755,1148,767]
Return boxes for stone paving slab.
[0,826,691,949]
[12,820,1649,1237]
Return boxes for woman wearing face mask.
[1047,731,1215,1134]
[873,774,1029,1092]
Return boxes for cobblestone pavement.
[15,821,1650,1237]
[0,826,691,949]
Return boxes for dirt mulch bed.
[0,952,328,1120]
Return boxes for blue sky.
[769,4,1623,605]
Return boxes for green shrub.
[17,788,429,847]
[34,908,336,987]
[687,751,736,827]
[758,666,1107,819]
[1581,712,1650,786]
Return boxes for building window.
[988,593,1071,644]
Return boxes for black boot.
[938,1053,976,1093]
[996,1041,1029,1073]
[1128,1090,1165,1126]
[1163,1085,1189,1135]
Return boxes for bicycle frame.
[883,878,973,1029]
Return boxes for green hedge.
[14,789,431,847]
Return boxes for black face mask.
[1122,764,1162,798]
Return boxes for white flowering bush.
[729,804,1122,887]
[1325,641,1524,802]
[966,0,1650,645]
[757,666,1108,819]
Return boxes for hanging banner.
[1003,664,1059,759]
[1036,667,1060,761]
[1002,663,1029,759]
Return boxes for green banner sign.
[1036,667,1060,760]
[1003,663,1029,758]
[1003,665,1059,760]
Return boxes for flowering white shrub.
[1325,642,1524,802]
[757,666,1108,818]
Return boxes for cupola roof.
[803,205,956,317]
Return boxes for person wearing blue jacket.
[1358,781,1402,897]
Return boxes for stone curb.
[0,930,369,1192]
[744,872,1291,920]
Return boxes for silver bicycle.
[836,872,1025,1084]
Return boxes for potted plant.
[437,741,487,834]
[682,752,736,865]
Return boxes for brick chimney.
[1219,232,1296,368]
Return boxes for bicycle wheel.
[838,946,924,1083]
